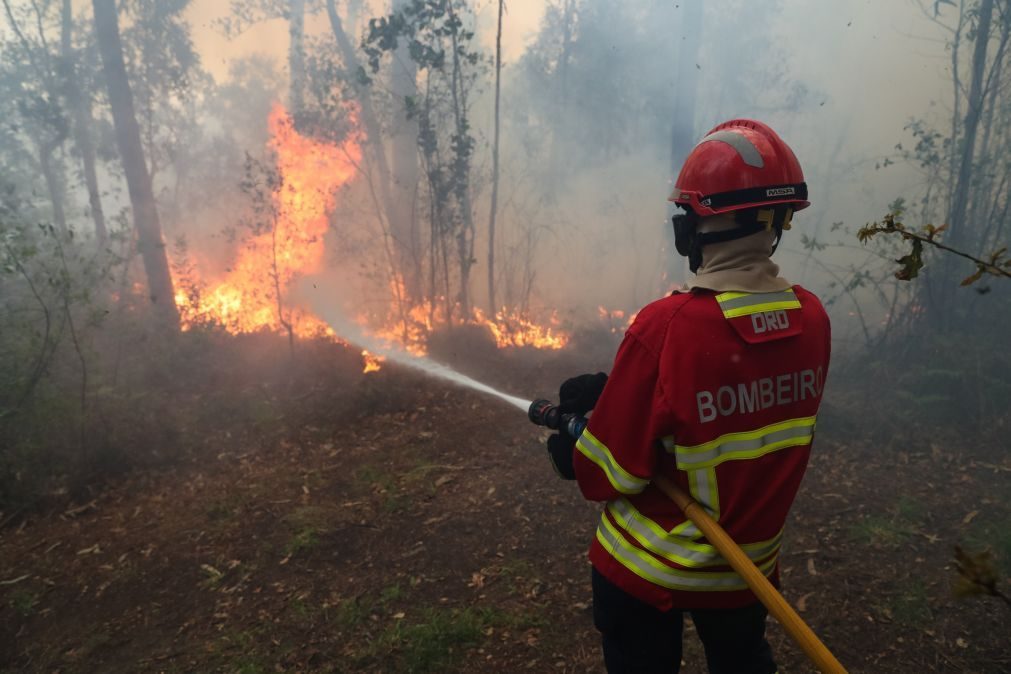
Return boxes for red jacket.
[574,286,831,610]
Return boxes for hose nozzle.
[528,399,587,439]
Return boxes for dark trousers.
[592,568,778,674]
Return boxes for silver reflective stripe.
[675,417,816,469]
[692,469,717,514]
[609,500,720,567]
[609,499,783,568]
[596,516,776,591]
[576,429,649,494]
[716,289,799,316]
[742,533,783,561]
[698,130,765,168]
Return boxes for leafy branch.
[858,212,1011,285]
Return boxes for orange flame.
[174,103,361,339]
[598,306,636,334]
[173,103,569,373]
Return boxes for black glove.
[558,372,609,416]
[547,432,576,480]
[546,372,608,481]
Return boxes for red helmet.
[669,119,809,217]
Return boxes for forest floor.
[1,334,1009,673]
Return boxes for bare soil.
[1,336,1009,673]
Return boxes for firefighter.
[547,119,831,673]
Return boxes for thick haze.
[207,3,943,337]
[42,1,959,349]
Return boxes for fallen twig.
[0,574,30,586]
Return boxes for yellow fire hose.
[652,474,848,674]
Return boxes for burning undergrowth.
[170,103,572,372]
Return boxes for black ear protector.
[672,209,703,273]
[671,206,794,273]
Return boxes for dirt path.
[1,364,1009,673]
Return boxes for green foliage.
[889,580,933,625]
[9,589,39,618]
[284,527,320,556]
[362,0,487,315]
[359,606,535,673]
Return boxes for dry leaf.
[807,558,818,576]
[962,510,978,524]
[468,572,486,588]
[796,592,815,612]
[393,611,406,619]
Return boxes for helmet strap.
[673,206,793,274]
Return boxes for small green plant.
[334,597,368,629]
[379,582,404,605]
[285,527,319,556]
[890,579,933,625]
[10,589,38,617]
[354,605,542,672]
[848,515,912,548]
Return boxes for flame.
[598,306,636,334]
[361,350,385,373]
[472,307,568,349]
[174,103,361,340]
[172,103,569,374]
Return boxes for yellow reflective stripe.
[576,428,650,494]
[674,416,817,470]
[714,291,750,302]
[607,499,783,568]
[596,515,777,591]
[715,289,801,319]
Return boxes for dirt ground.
[1,338,1009,673]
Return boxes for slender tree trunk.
[947,0,967,209]
[325,0,398,248]
[62,0,106,244]
[547,0,575,187]
[288,0,306,121]
[391,0,422,302]
[3,0,68,234]
[38,141,68,233]
[92,0,179,327]
[446,0,475,317]
[486,0,503,314]
[967,6,1009,242]
[948,0,995,252]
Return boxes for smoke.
[176,1,963,349]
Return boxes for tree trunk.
[947,0,994,253]
[547,0,576,186]
[325,0,398,245]
[486,0,503,314]
[390,0,422,303]
[62,0,106,244]
[288,0,306,121]
[38,141,68,234]
[670,0,703,173]
[92,0,179,327]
